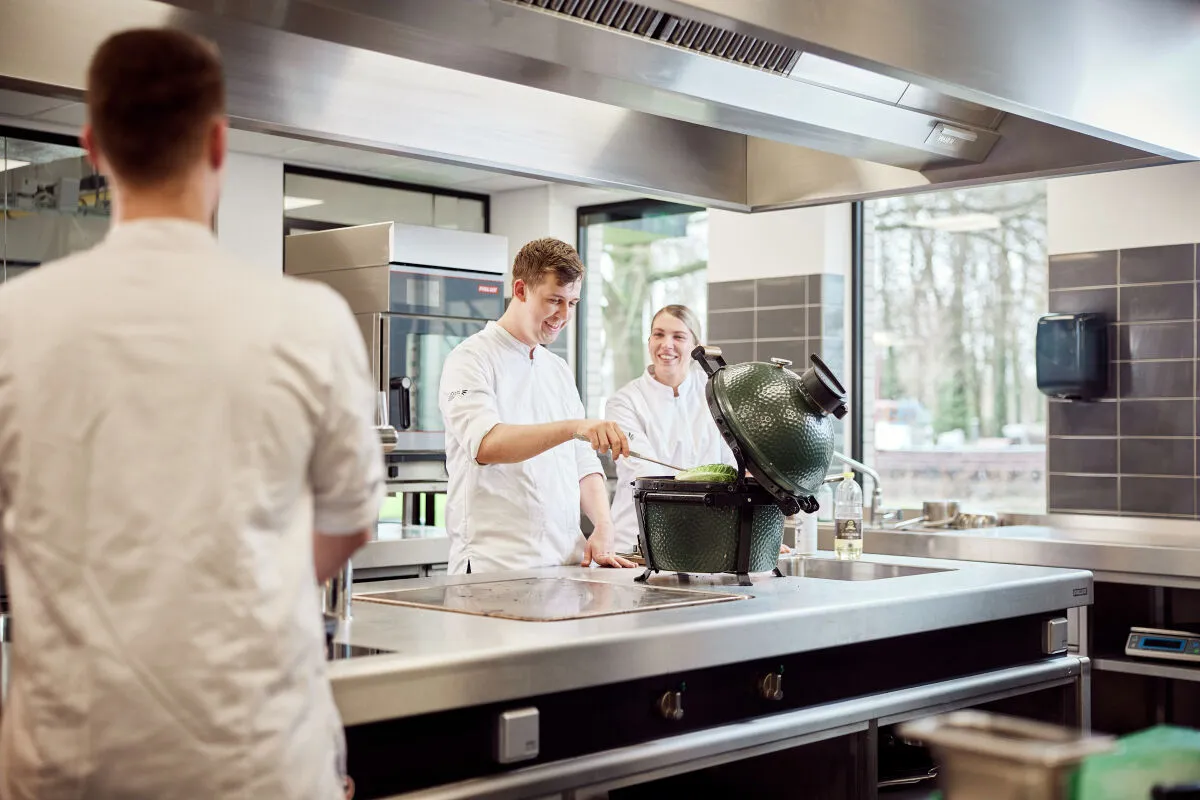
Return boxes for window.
[283,166,487,236]
[860,182,1048,513]
[577,201,708,416]
[1,130,110,280]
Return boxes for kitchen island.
[328,552,1091,799]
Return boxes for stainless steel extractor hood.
[1,0,1194,210]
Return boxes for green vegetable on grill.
[674,463,738,483]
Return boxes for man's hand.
[582,524,637,569]
[574,419,631,460]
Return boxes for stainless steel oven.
[285,222,507,455]
[359,267,504,451]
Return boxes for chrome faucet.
[830,451,889,528]
[323,560,353,622]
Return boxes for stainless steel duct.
[0,0,1185,210]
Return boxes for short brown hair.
[652,304,704,344]
[512,238,585,289]
[86,28,226,186]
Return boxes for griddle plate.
[355,577,748,621]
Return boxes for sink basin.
[777,556,952,581]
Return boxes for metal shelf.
[1094,657,1200,683]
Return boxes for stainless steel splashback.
[1,0,1192,209]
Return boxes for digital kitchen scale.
[1126,627,1200,662]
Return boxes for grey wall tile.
[1120,244,1195,285]
[709,340,754,364]
[1045,241,1200,520]
[1049,287,1117,320]
[822,303,844,338]
[809,274,822,304]
[708,280,755,311]
[758,339,808,370]
[1119,361,1194,398]
[1048,401,1117,436]
[1121,476,1195,516]
[1121,283,1195,322]
[1118,322,1195,360]
[1048,475,1119,512]
[1048,438,1118,474]
[1049,251,1118,290]
[755,276,806,307]
[1121,399,1194,437]
[1121,438,1194,476]
[757,307,806,339]
[708,310,754,341]
[1106,361,1119,400]
[807,306,822,337]
[814,273,845,305]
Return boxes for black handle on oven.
[390,376,413,430]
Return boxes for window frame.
[574,198,707,401]
[851,186,1050,513]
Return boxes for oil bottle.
[833,472,863,561]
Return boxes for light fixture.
[909,213,1000,233]
[283,195,324,211]
[0,159,30,172]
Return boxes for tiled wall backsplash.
[1047,243,1199,518]
[707,274,844,378]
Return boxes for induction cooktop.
[355,577,748,621]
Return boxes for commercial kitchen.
[2,1,1200,798]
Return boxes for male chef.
[439,238,637,574]
[0,29,380,799]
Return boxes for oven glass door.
[386,315,486,451]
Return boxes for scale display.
[1126,627,1200,663]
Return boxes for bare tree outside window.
[863,182,1048,513]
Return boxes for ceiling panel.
[30,102,86,126]
[0,88,71,118]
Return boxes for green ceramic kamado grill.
[634,345,848,585]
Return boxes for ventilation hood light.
[283,196,324,210]
[910,213,1001,233]
[0,159,30,172]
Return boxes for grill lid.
[693,346,847,516]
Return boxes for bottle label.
[836,518,861,540]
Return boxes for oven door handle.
[390,376,413,430]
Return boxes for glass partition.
[1,132,110,280]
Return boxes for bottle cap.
[843,471,854,480]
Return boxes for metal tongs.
[571,433,684,473]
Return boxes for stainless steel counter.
[815,515,1200,586]
[354,523,450,574]
[328,553,1090,727]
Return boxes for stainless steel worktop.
[354,523,449,572]
[815,514,1200,585]
[327,553,1090,727]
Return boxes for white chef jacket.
[604,366,735,553]
[439,321,602,574]
[0,219,383,800]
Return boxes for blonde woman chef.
[604,305,737,554]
